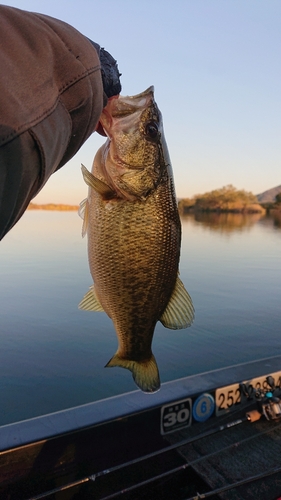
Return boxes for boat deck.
[1,355,281,499]
[166,403,281,499]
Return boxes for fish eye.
[145,121,159,140]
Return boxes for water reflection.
[181,211,264,233]
[271,210,281,229]
[1,210,281,425]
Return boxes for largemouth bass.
[79,86,194,393]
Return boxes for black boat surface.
[1,355,281,500]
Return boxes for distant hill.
[256,185,281,203]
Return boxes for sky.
[3,0,281,203]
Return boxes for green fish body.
[79,87,194,392]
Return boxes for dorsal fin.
[78,285,104,312]
[160,275,195,329]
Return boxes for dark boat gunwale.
[1,354,281,452]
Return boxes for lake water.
[0,210,280,426]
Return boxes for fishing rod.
[99,419,281,500]
[93,375,281,481]
[97,377,281,500]
[100,466,281,500]
[29,408,251,500]
[29,377,281,500]
[184,465,281,500]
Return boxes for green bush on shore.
[178,185,264,214]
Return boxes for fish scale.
[89,182,179,339]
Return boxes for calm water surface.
[0,210,280,425]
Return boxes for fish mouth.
[100,86,155,136]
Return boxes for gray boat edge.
[1,354,281,452]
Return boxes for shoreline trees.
[178,185,264,214]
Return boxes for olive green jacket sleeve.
[0,5,107,239]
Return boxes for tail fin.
[105,353,160,393]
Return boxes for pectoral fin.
[79,285,104,312]
[160,275,195,329]
[78,198,89,237]
[81,164,116,200]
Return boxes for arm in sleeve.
[0,5,121,239]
